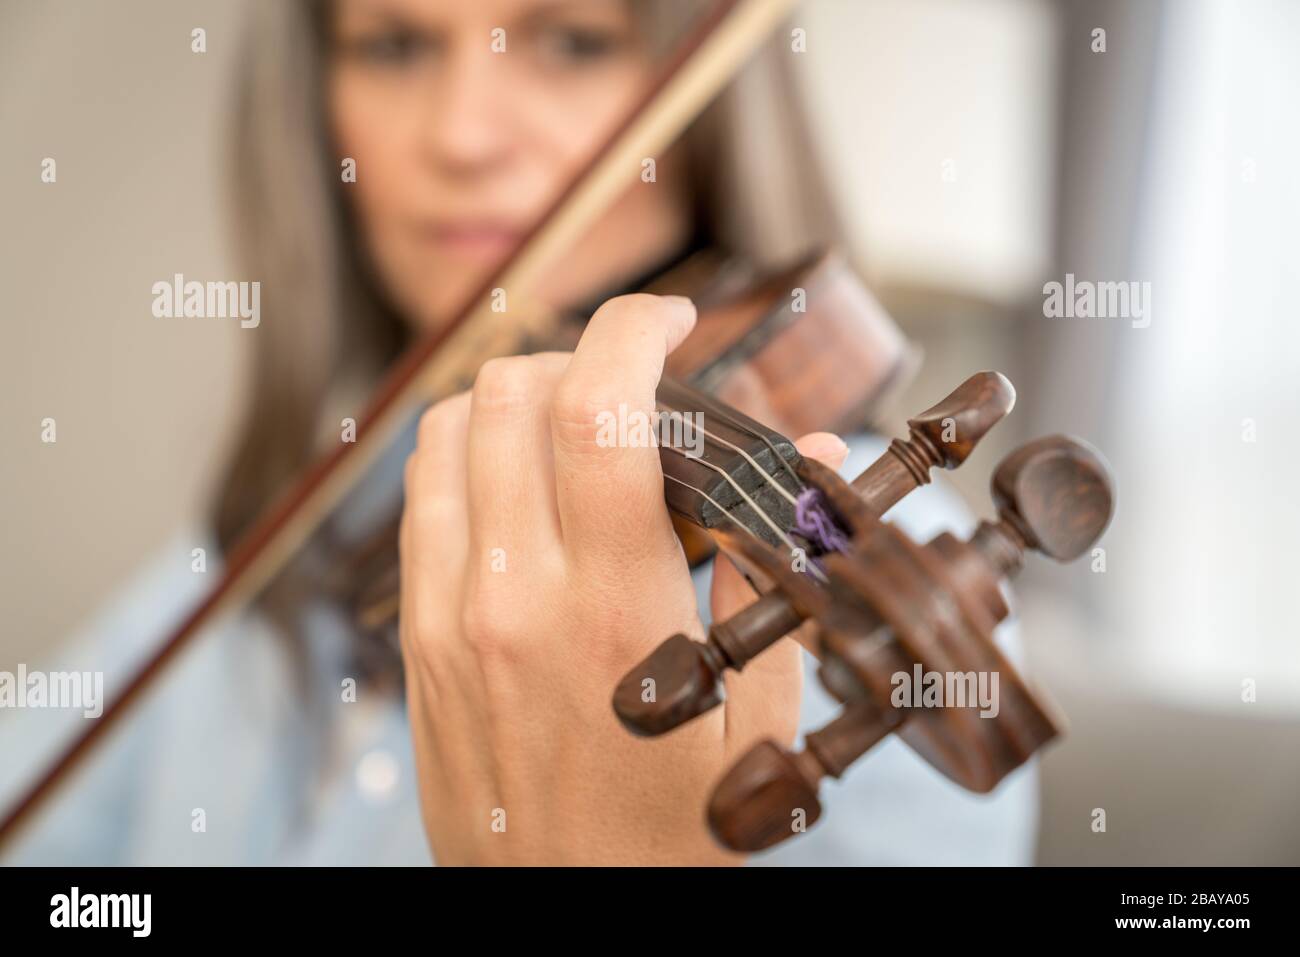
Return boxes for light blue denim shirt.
[0,433,1037,866]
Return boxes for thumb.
[711,431,849,755]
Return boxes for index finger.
[549,294,696,569]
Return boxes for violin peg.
[907,370,1016,469]
[975,435,1115,572]
[707,741,823,853]
[707,699,893,852]
[851,371,1015,516]
[612,634,726,736]
[991,435,1114,562]
[612,591,807,736]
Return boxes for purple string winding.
[794,487,851,556]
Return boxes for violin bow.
[0,0,799,849]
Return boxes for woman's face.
[329,0,692,332]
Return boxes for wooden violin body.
[658,249,913,438]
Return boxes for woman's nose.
[420,45,516,175]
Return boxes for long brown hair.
[214,0,844,604]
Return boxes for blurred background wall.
[2,0,1296,863]
[1,0,248,668]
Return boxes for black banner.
[0,867,1278,943]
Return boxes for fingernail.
[796,432,849,464]
[661,295,696,321]
[817,433,849,455]
[660,295,697,346]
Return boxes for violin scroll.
[612,371,1017,739]
[704,430,1114,852]
[610,371,1115,854]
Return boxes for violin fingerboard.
[655,378,804,549]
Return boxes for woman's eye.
[535,26,624,65]
[347,31,436,67]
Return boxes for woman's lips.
[417,221,525,260]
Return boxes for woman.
[1,0,1036,865]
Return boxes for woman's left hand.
[398,294,848,865]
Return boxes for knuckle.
[428,495,462,524]
[417,392,466,448]
[564,589,648,670]
[472,356,543,414]
[396,582,441,670]
[551,380,651,450]
[550,383,608,446]
[458,598,518,664]
[399,619,448,687]
[398,605,433,658]
[403,456,459,530]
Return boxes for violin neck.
[654,378,803,548]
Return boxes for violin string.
[658,444,799,551]
[678,389,806,492]
[662,474,766,547]
[654,403,801,509]
[662,472,828,585]
[658,444,830,585]
[653,383,838,585]
[747,428,804,490]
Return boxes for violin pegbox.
[613,372,1015,735]
[611,372,1114,853]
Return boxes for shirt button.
[356,748,400,805]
